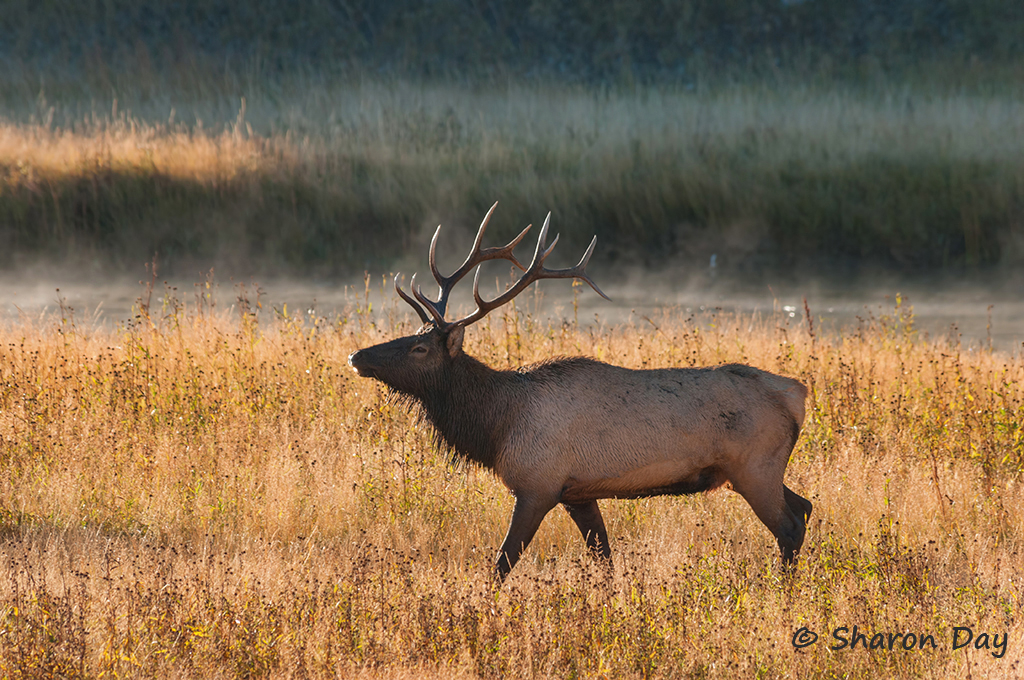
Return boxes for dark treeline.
[4,0,1022,82]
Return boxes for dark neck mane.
[409,354,522,470]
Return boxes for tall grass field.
[3,4,1024,674]
[0,280,1021,677]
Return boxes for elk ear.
[445,326,465,357]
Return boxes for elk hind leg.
[563,500,613,567]
[784,485,812,523]
[732,474,807,567]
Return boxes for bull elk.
[348,204,812,581]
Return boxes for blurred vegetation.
[1,1,1023,278]
[3,0,1023,83]
[2,84,1023,278]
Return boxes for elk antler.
[450,211,610,330]
[396,202,528,326]
[394,274,431,325]
[396,204,609,331]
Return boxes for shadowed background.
[1,0,1023,281]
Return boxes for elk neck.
[413,352,524,470]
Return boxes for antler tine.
[394,273,431,324]
[532,212,557,264]
[410,273,450,329]
[568,236,612,300]
[455,212,610,329]
[424,202,530,318]
[529,213,610,301]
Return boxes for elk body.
[348,204,812,581]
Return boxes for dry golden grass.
[0,281,1022,678]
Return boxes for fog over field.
[1,268,1022,352]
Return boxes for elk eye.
[411,346,428,355]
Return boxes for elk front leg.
[496,494,556,581]
[562,500,612,565]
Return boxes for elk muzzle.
[347,349,377,378]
